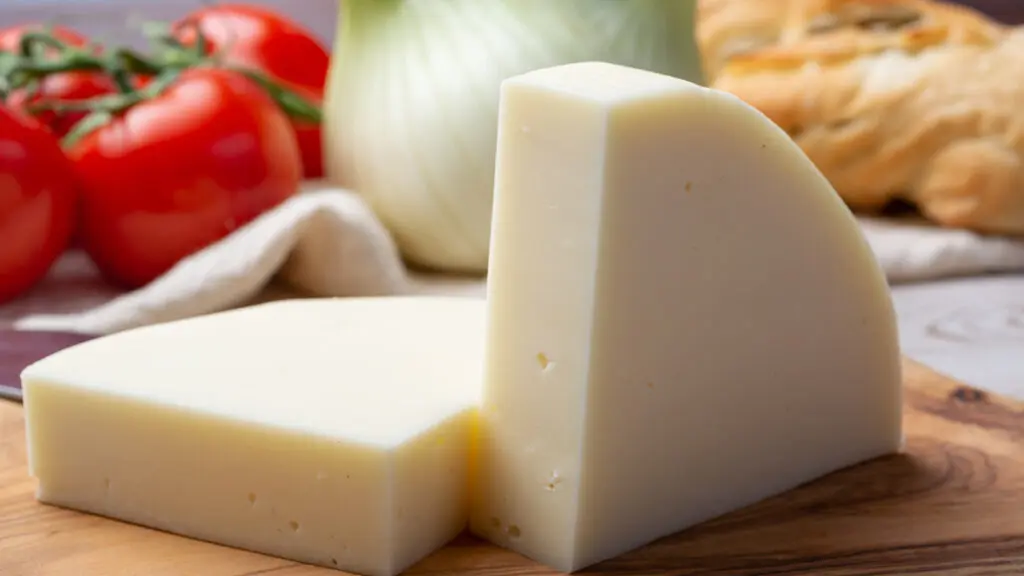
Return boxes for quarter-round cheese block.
[471,61,903,573]
[22,297,485,576]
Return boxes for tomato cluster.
[0,5,330,302]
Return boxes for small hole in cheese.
[685,181,692,193]
[331,558,338,566]
[490,517,501,528]
[289,520,300,532]
[507,525,522,538]
[247,493,257,505]
[545,471,562,491]
[536,353,551,370]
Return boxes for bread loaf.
[699,0,1024,234]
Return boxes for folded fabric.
[15,181,1024,335]
[860,217,1024,283]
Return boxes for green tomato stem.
[17,31,68,58]
[0,51,19,96]
[58,69,182,147]
[12,51,104,77]
[114,50,165,76]
[231,67,322,123]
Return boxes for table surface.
[892,275,1024,400]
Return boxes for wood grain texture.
[2,359,1024,575]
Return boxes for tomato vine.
[0,23,322,147]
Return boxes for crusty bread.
[698,0,1004,79]
[698,0,1024,235]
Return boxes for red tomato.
[0,107,77,304]
[174,4,330,178]
[0,25,117,137]
[68,68,302,289]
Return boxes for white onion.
[324,0,703,273]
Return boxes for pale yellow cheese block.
[22,297,485,576]
[471,62,903,573]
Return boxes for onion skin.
[325,0,704,273]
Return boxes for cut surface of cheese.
[471,61,903,573]
[22,297,485,576]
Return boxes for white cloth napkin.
[15,181,1024,335]
[860,218,1024,283]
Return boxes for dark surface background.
[951,0,1024,23]
[0,331,94,401]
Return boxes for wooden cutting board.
[2,358,1023,575]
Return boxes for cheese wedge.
[22,297,485,576]
[471,62,903,572]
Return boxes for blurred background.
[0,0,338,46]
[0,0,1022,398]
[955,0,1024,23]
[2,0,1021,42]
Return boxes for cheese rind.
[23,297,485,576]
[471,62,903,572]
